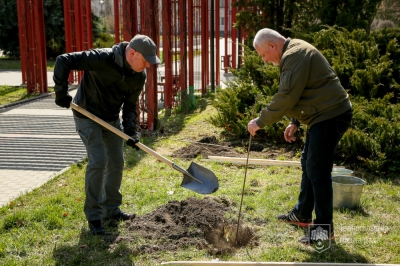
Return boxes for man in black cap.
[53,34,160,235]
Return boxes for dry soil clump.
[119,197,257,255]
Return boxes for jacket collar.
[282,37,291,55]
[112,42,130,69]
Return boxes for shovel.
[69,102,219,194]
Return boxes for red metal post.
[179,0,187,94]
[63,0,76,84]
[62,0,92,84]
[215,0,220,85]
[74,0,83,81]
[114,0,120,43]
[122,0,137,41]
[34,0,47,93]
[26,2,35,92]
[139,0,158,130]
[17,0,47,93]
[224,0,229,73]
[205,0,209,86]
[84,0,93,50]
[162,0,172,111]
[201,0,207,94]
[63,1,72,53]
[172,1,179,99]
[231,2,237,69]
[188,0,194,87]
[17,0,27,85]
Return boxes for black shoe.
[105,211,133,222]
[300,226,335,245]
[276,210,312,227]
[88,220,105,235]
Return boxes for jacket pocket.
[290,105,317,120]
[74,117,94,145]
[278,70,292,93]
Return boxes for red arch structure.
[63,0,93,84]
[17,0,47,94]
[17,0,243,131]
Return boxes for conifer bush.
[210,28,400,178]
[339,94,400,175]
[209,47,299,144]
[313,27,400,102]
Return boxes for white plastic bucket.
[332,175,366,209]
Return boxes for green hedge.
[340,94,400,176]
[313,27,400,102]
[210,27,400,178]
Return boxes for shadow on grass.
[335,205,370,217]
[301,239,369,263]
[0,86,52,106]
[52,226,133,265]
[0,86,20,97]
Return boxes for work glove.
[55,91,72,108]
[126,132,140,151]
[124,125,137,137]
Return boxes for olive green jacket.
[255,38,351,129]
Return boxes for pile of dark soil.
[171,135,300,160]
[117,197,257,255]
[170,136,239,159]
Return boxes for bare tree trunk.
[283,0,295,37]
[276,0,284,30]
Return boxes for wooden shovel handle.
[70,102,174,168]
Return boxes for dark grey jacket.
[53,42,146,129]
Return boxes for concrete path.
[0,83,84,207]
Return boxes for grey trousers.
[74,114,124,221]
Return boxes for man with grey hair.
[248,28,352,244]
[53,34,160,235]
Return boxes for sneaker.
[105,211,134,222]
[88,220,105,235]
[300,226,334,245]
[276,210,312,227]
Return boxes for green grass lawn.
[0,86,54,106]
[0,99,399,265]
[0,58,55,70]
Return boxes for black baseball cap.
[129,34,161,64]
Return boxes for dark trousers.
[74,115,124,221]
[293,109,352,231]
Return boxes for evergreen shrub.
[340,94,400,176]
[313,27,400,102]
[93,32,116,49]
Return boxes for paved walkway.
[0,76,84,207]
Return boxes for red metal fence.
[63,0,93,84]
[17,0,47,94]
[17,0,242,131]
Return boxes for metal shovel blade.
[180,162,219,194]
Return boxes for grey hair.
[253,28,285,48]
